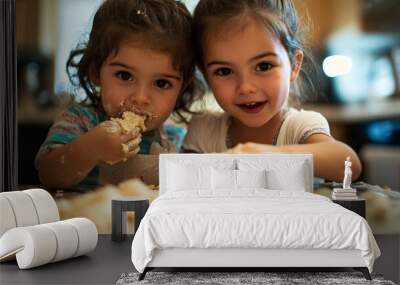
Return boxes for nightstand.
[111,197,149,242]
[332,198,366,218]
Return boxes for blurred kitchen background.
[17,0,400,189]
[15,2,400,281]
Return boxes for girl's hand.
[226,142,279,154]
[91,120,142,164]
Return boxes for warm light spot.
[322,55,353,77]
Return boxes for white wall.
[182,0,199,13]
[54,0,103,97]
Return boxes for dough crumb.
[111,111,146,134]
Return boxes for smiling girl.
[183,0,361,182]
[36,0,200,189]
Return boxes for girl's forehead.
[110,39,172,62]
[108,45,158,62]
[105,42,182,75]
[114,36,181,68]
[203,18,293,67]
[204,18,282,52]
[121,36,168,53]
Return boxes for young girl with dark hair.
[183,0,361,182]
[37,0,202,189]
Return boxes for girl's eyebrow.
[158,73,181,81]
[109,62,181,81]
[207,52,277,67]
[249,52,277,62]
[109,62,135,70]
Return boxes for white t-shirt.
[182,108,331,153]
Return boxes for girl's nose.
[131,86,151,106]
[237,73,257,96]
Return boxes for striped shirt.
[35,103,171,187]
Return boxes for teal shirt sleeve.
[35,104,107,187]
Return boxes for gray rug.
[116,271,396,285]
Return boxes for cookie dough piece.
[99,111,146,163]
[111,111,146,134]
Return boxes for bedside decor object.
[0,189,98,269]
[343,157,353,190]
[112,198,149,242]
[332,157,358,200]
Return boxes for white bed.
[131,154,380,280]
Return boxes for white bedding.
[131,190,380,273]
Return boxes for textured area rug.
[116,271,396,285]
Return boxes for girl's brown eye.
[256,62,273,71]
[116,71,133,81]
[154,79,172,89]
[215,67,232,76]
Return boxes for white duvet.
[131,190,380,273]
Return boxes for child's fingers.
[99,120,121,134]
[121,129,141,143]
[121,136,141,155]
[125,137,141,151]
[126,146,140,157]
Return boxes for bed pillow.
[167,162,211,191]
[266,164,307,191]
[236,169,267,189]
[237,159,308,191]
[211,168,237,190]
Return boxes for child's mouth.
[119,104,157,121]
[237,101,267,113]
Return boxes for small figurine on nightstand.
[343,156,352,190]
[332,157,358,200]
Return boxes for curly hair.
[67,0,204,123]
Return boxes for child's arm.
[282,134,361,182]
[37,123,141,189]
[228,134,361,182]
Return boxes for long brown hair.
[67,0,204,123]
[193,0,319,104]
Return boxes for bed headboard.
[159,153,314,195]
